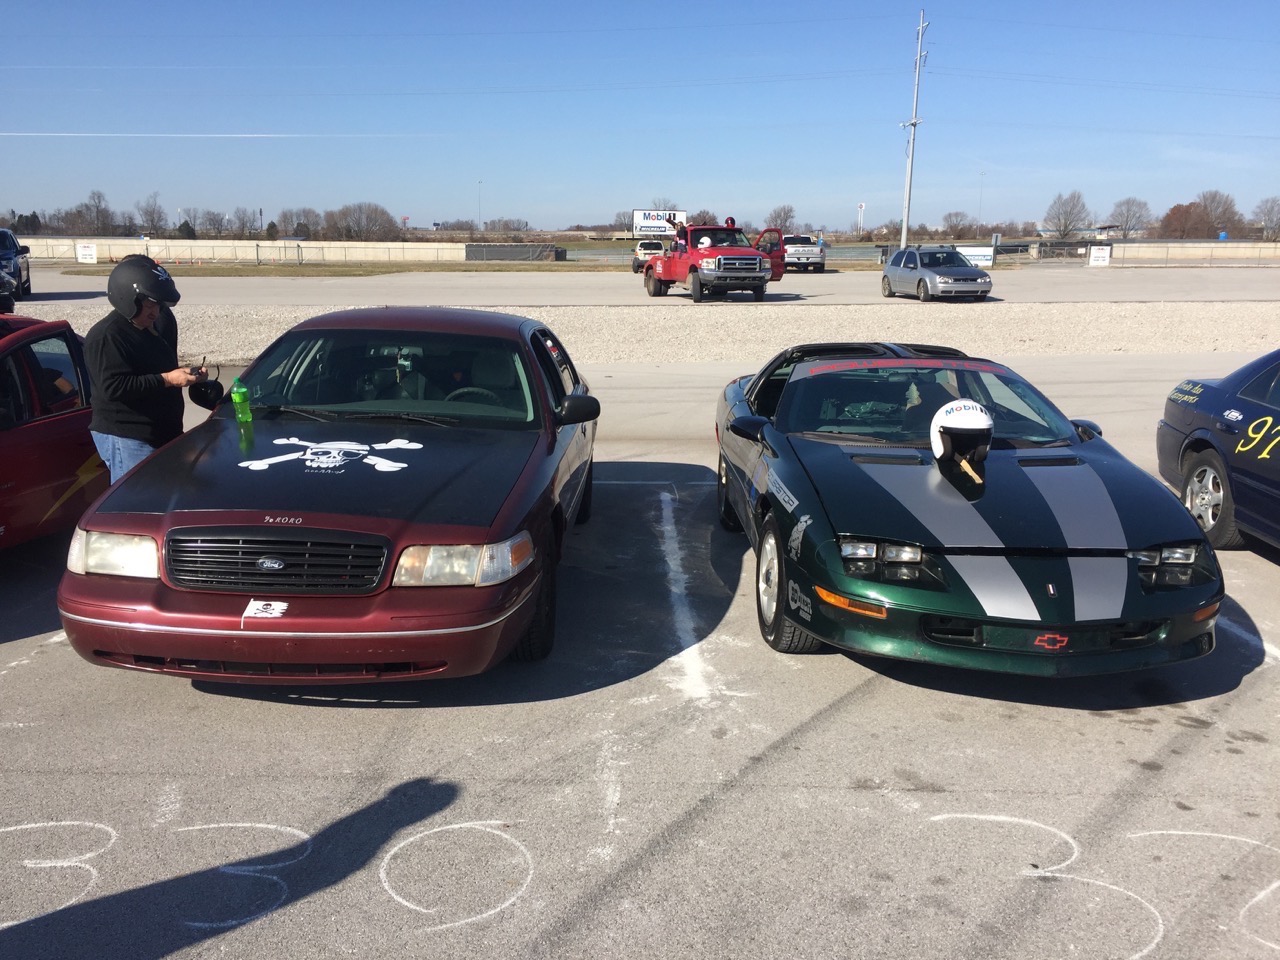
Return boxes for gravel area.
[16,300,1276,366]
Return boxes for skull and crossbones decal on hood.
[238,437,424,472]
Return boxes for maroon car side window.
[0,353,32,426]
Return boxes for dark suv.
[0,229,31,300]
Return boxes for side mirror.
[188,379,225,411]
[1072,418,1103,439]
[559,394,600,425]
[17,245,30,256]
[729,415,770,443]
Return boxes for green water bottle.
[230,377,252,423]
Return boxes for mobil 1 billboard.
[632,209,687,236]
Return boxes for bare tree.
[877,219,903,238]
[765,204,796,232]
[1253,196,1280,242]
[86,190,113,236]
[1159,203,1211,239]
[1043,191,1091,239]
[689,209,718,225]
[135,192,168,236]
[611,210,632,230]
[486,217,530,232]
[1196,190,1244,237]
[200,210,228,238]
[940,210,975,238]
[326,202,400,241]
[650,197,678,212]
[181,207,203,237]
[277,207,323,238]
[229,206,259,238]
[1107,197,1152,238]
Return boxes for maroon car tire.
[512,553,557,661]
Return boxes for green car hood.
[790,436,1203,552]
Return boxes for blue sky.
[8,0,1279,231]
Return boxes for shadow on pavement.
[0,777,459,960]
[0,529,73,643]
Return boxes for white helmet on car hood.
[930,399,994,464]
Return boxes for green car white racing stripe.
[860,463,1041,620]
[1069,556,1130,621]
[1023,463,1130,619]
[948,556,1042,621]
[1021,462,1127,549]
[858,463,1003,547]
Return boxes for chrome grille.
[719,256,764,273]
[166,528,388,594]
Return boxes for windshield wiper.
[256,404,337,421]
[343,411,458,426]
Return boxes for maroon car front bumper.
[58,568,540,683]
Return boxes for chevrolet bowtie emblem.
[1035,633,1069,650]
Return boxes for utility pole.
[899,9,928,251]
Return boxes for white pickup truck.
[782,234,826,272]
[631,238,666,273]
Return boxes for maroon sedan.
[57,307,598,683]
[1,316,108,549]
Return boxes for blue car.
[1157,349,1280,549]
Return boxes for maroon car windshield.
[242,330,541,429]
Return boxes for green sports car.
[715,342,1224,677]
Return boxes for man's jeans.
[91,432,157,484]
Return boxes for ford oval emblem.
[257,556,287,572]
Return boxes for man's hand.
[162,367,202,387]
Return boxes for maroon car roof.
[294,306,534,340]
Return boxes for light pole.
[899,9,928,250]
[978,171,986,226]
[477,180,482,233]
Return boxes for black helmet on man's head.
[107,255,180,320]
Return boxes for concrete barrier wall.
[22,236,1280,266]
[1034,241,1280,264]
[1109,242,1280,265]
[24,238,557,264]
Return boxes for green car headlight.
[840,540,877,560]
[840,540,922,563]
[66,528,160,578]
[1127,545,1198,566]
[1127,543,1201,587]
[881,544,923,563]
[394,531,534,587]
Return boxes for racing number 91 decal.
[1235,415,1280,461]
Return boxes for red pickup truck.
[642,223,785,302]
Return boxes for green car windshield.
[773,359,1077,447]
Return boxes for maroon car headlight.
[66,527,160,579]
[392,531,534,587]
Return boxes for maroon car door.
[0,325,106,548]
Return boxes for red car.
[1,316,109,550]
[57,307,599,683]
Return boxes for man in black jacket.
[84,256,205,483]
